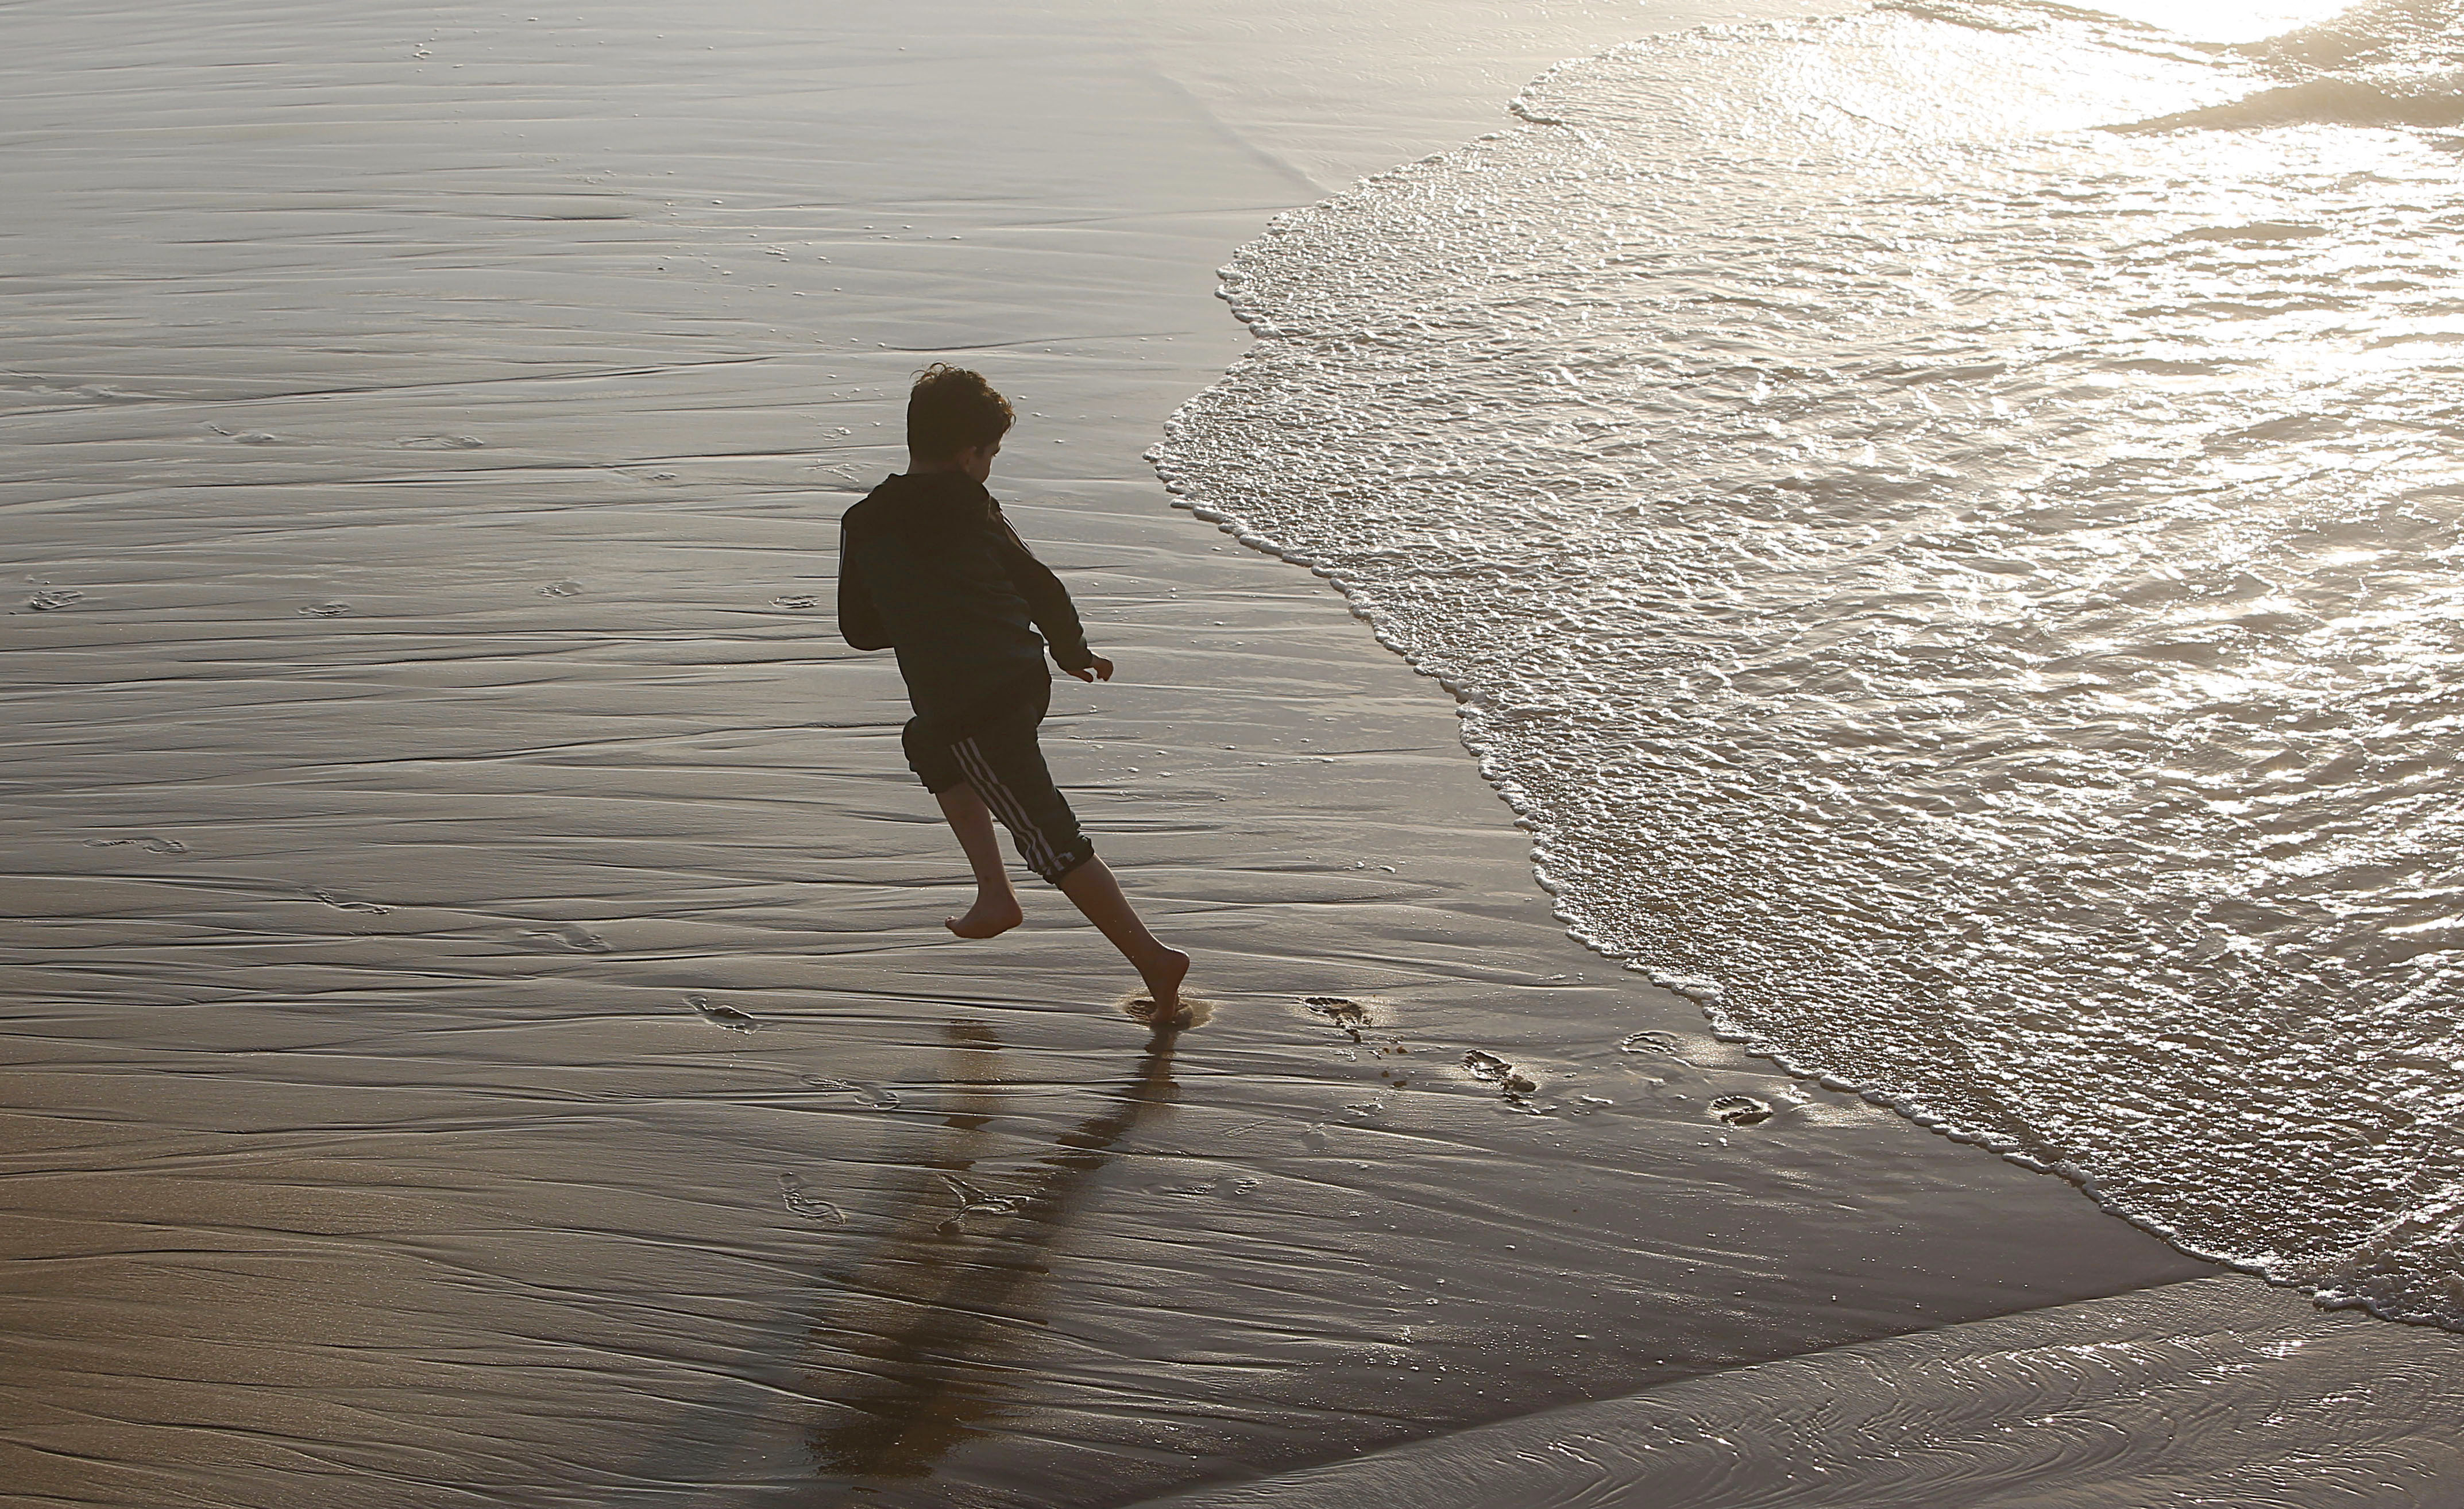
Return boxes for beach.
[5,1,2461,1504]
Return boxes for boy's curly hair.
[906,364,1015,461]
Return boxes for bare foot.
[944,894,1022,939]
[1137,947,1191,1013]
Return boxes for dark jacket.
[837,471,1095,724]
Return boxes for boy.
[837,365,1189,1018]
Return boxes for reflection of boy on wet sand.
[806,1020,1179,1477]
[837,365,1189,1018]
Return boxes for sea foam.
[1157,0,2464,1326]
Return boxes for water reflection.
[808,1021,1179,1482]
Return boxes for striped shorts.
[903,676,1095,884]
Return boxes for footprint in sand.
[1708,1094,1775,1127]
[937,1173,1025,1233]
[1304,996,1370,1040]
[1461,1049,1539,1098]
[1618,1030,1693,1066]
[684,994,760,1032]
[771,593,822,611]
[538,579,585,598]
[516,923,612,954]
[28,588,84,612]
[86,836,188,855]
[801,1073,898,1109]
[778,1172,845,1222]
[308,887,392,915]
[297,602,352,619]
[396,435,485,450]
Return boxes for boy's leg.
[1054,856,1190,1014]
[906,714,1022,939]
[950,688,1188,1014]
[936,782,1023,939]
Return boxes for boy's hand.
[1068,657,1114,683]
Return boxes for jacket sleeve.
[836,524,893,651]
[992,515,1095,672]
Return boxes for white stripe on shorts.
[953,737,1057,875]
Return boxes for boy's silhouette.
[837,365,1188,1017]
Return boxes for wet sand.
[5,1,2458,1504]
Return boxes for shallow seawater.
[1134,1275,2464,1508]
[1158,0,2464,1326]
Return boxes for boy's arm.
[836,532,893,651]
[991,515,1097,674]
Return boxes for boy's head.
[906,364,1013,480]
